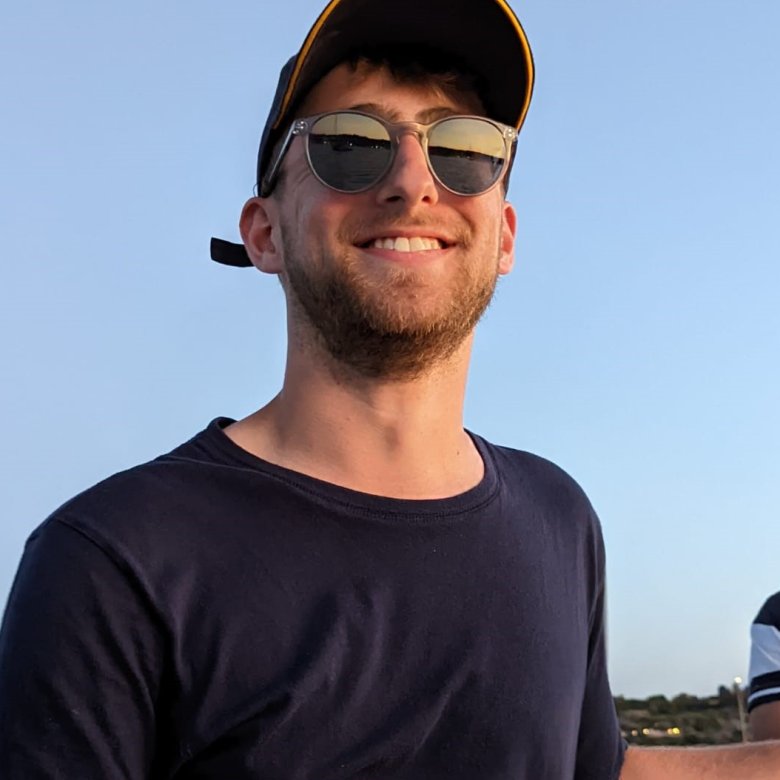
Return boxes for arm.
[751,701,780,742]
[620,742,780,780]
[747,595,780,742]
[0,518,165,778]
[574,513,626,780]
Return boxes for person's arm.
[574,512,627,780]
[747,594,780,742]
[0,517,165,778]
[620,742,780,779]
[751,701,780,741]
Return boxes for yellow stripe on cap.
[273,0,344,129]
[494,0,535,129]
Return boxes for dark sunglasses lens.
[428,118,507,194]
[307,113,392,191]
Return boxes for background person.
[749,591,780,740]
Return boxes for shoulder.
[30,419,244,563]
[478,435,598,520]
[474,434,606,562]
[754,591,780,628]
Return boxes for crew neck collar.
[195,417,501,523]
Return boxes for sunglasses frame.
[261,110,517,198]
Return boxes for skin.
[620,742,780,779]
[228,63,515,499]
[751,701,780,741]
[226,60,780,778]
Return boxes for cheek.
[281,194,354,265]
[307,195,365,248]
[466,201,505,251]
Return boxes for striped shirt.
[748,591,780,712]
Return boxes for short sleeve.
[574,520,627,780]
[0,518,165,779]
[748,592,780,712]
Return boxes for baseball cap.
[210,0,535,267]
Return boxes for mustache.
[338,212,470,246]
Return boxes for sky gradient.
[2,0,779,698]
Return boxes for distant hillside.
[615,685,747,745]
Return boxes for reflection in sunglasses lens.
[429,118,506,195]
[309,114,392,191]
[306,113,507,195]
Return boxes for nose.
[374,133,439,207]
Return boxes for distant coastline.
[616,684,748,745]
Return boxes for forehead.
[297,62,485,121]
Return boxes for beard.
[280,217,500,380]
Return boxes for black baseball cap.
[211,0,535,268]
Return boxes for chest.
[162,510,593,778]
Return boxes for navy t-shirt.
[0,419,625,779]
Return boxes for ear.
[498,200,517,276]
[239,197,284,274]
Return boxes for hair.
[342,44,487,111]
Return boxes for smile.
[362,236,447,252]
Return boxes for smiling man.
[1,0,780,778]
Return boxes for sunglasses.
[262,111,517,198]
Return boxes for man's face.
[247,63,517,379]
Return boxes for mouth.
[356,235,451,253]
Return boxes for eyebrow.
[347,103,463,123]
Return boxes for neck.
[226,335,483,499]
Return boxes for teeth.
[370,237,442,252]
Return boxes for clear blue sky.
[2,0,779,699]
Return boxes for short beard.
[281,224,499,380]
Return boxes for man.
[1,0,779,777]
[749,591,780,740]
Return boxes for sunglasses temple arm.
[502,138,519,193]
[260,124,298,198]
